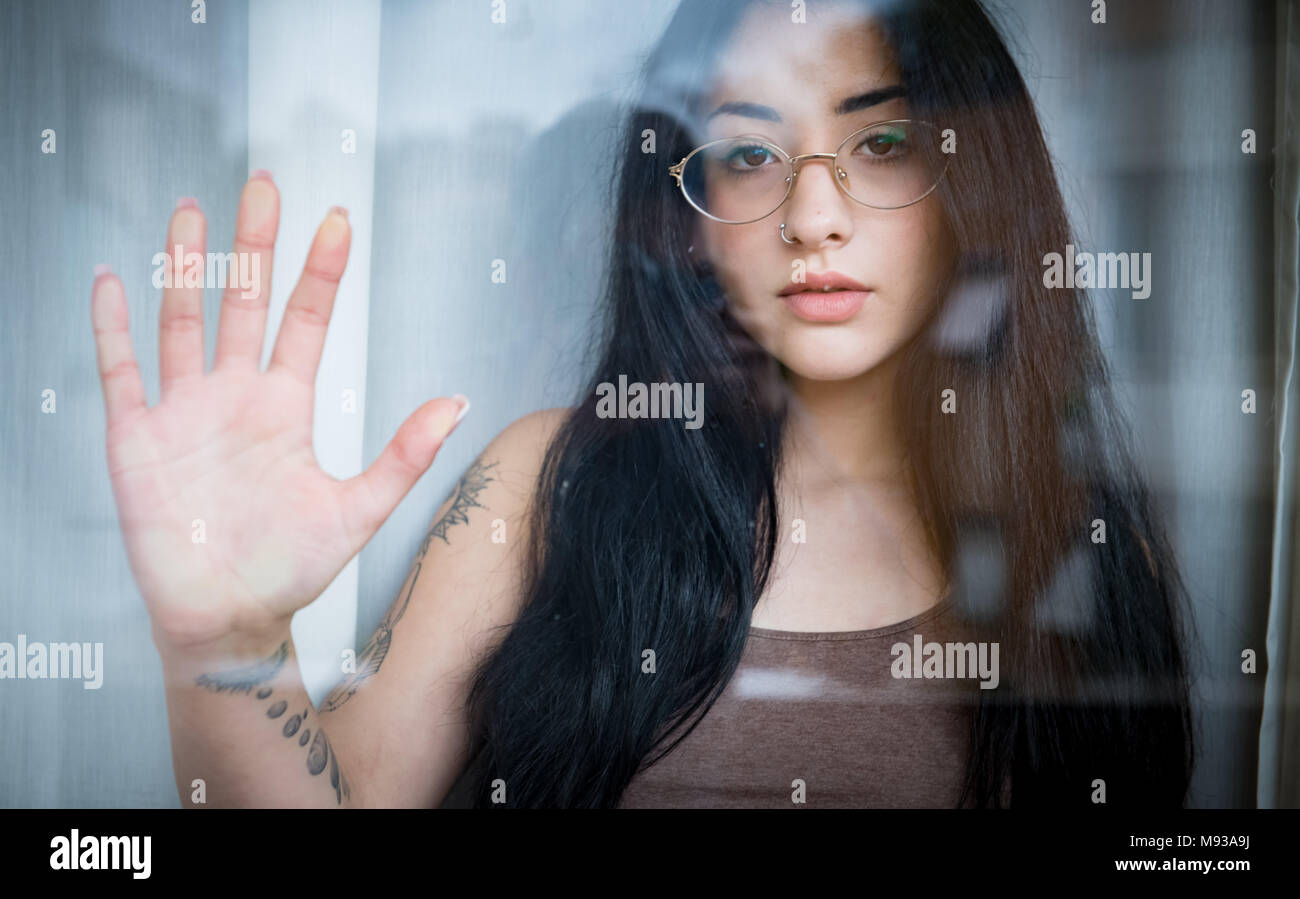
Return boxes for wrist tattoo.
[195,641,351,804]
[266,697,350,804]
[194,641,287,695]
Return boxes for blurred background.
[0,0,1294,808]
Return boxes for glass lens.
[834,120,948,209]
[680,137,791,223]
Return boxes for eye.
[858,126,908,158]
[724,144,777,170]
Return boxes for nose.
[782,155,854,249]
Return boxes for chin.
[775,353,890,383]
[770,330,898,383]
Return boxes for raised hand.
[91,174,467,653]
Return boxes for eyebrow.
[705,84,907,122]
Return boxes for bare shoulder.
[450,406,570,541]
[405,405,572,614]
[478,406,571,494]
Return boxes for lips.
[778,271,871,295]
[778,271,871,323]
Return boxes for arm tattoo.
[266,699,351,804]
[317,456,499,713]
[194,641,352,804]
[425,457,498,545]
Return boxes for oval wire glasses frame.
[667,118,950,224]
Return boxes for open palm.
[91,177,465,651]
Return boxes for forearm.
[155,626,358,808]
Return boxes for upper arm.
[317,406,569,807]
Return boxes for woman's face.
[693,3,955,383]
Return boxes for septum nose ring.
[779,223,797,245]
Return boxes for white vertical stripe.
[248,1,382,704]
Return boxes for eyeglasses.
[668,119,949,224]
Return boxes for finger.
[339,396,468,551]
[267,207,350,388]
[91,266,147,427]
[213,173,280,371]
[158,198,207,398]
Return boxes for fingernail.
[453,394,471,424]
[250,169,273,181]
[444,395,471,439]
[330,205,349,219]
[93,263,112,278]
[176,196,198,209]
[431,401,460,442]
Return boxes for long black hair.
[463,0,1198,808]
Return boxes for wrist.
[151,615,294,671]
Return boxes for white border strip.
[1261,0,1300,809]
[249,0,382,704]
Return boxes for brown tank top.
[617,596,981,808]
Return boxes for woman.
[90,0,1196,808]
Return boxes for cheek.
[701,223,775,310]
[878,201,951,293]
[867,204,952,309]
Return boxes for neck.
[780,354,908,486]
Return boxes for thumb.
[340,394,469,551]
